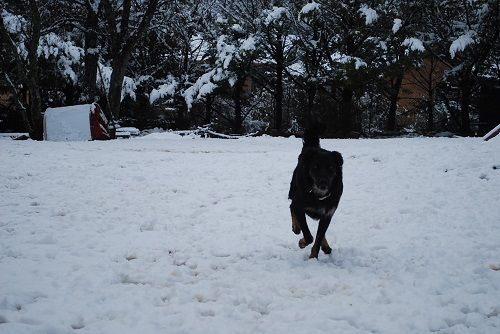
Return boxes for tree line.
[1,0,499,139]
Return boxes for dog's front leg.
[290,205,313,248]
[310,216,332,259]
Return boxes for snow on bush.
[331,52,367,69]
[450,31,476,58]
[38,33,84,83]
[359,5,378,25]
[300,2,320,15]
[97,63,137,101]
[240,36,257,52]
[392,18,402,33]
[89,0,101,13]
[183,69,224,109]
[1,9,25,34]
[402,38,425,52]
[217,35,237,69]
[263,6,288,26]
[149,75,178,104]
[2,11,83,84]
[231,24,244,34]
[180,33,258,109]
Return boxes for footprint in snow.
[71,317,85,330]
[489,263,500,271]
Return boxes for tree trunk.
[108,56,129,118]
[426,56,436,132]
[102,0,159,118]
[83,4,100,102]
[28,86,43,140]
[233,82,244,134]
[204,95,213,125]
[305,84,316,124]
[460,83,471,135]
[274,63,284,132]
[175,94,189,129]
[387,75,403,131]
[340,86,354,136]
[427,88,434,132]
[274,35,284,132]
[26,0,43,140]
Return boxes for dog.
[288,129,343,259]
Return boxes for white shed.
[43,103,112,141]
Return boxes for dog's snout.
[317,179,329,190]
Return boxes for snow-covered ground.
[1,135,499,334]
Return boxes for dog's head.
[300,148,343,197]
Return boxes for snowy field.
[1,135,499,334]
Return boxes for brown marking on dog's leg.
[291,212,301,235]
[309,247,319,259]
[310,217,332,259]
[299,237,312,249]
[321,238,332,254]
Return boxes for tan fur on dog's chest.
[304,206,337,218]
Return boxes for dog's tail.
[302,127,320,149]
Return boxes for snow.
[183,69,219,109]
[358,5,378,25]
[240,36,257,52]
[182,32,255,109]
[402,37,425,52]
[216,36,236,69]
[89,0,101,13]
[331,52,367,69]
[1,10,25,34]
[263,6,287,26]
[97,63,137,101]
[149,76,178,104]
[197,82,217,97]
[231,24,244,34]
[300,2,320,15]
[43,104,92,141]
[450,32,476,58]
[392,18,402,34]
[1,137,500,334]
[38,33,84,83]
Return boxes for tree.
[101,0,161,118]
[424,0,500,135]
[1,0,81,139]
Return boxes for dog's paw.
[298,238,312,249]
[309,248,319,259]
[321,246,332,254]
[321,238,332,254]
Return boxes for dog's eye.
[313,163,320,170]
[328,165,334,170]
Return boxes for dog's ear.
[331,151,343,167]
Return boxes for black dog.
[288,129,343,259]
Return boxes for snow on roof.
[44,104,92,141]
